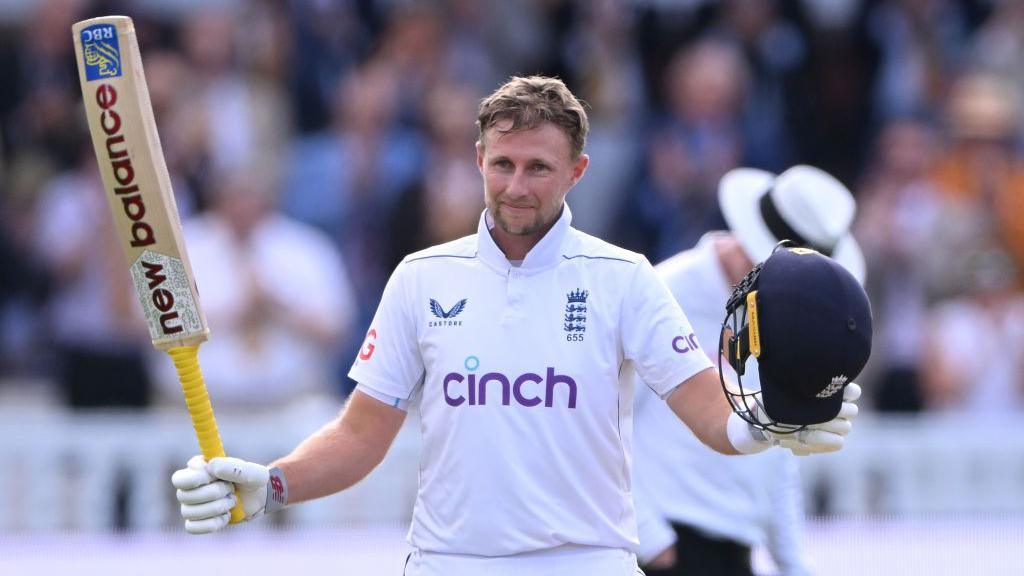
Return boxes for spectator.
[855,116,943,412]
[402,81,485,250]
[1,0,85,168]
[619,37,746,259]
[931,73,1024,277]
[284,0,374,133]
[158,165,357,409]
[561,0,647,238]
[866,0,970,121]
[281,62,425,317]
[716,0,807,171]
[175,6,292,203]
[970,1,1024,137]
[32,148,152,408]
[921,249,1024,414]
[0,153,55,375]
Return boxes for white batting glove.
[171,455,277,534]
[767,382,860,455]
[728,383,861,456]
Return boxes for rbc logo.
[444,357,577,409]
[81,24,122,80]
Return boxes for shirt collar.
[477,204,573,274]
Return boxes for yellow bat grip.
[168,346,246,525]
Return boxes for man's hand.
[171,455,272,534]
[761,383,861,455]
[646,545,678,569]
[727,383,861,455]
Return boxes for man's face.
[476,120,588,242]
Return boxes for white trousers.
[403,544,645,576]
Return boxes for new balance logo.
[270,476,285,504]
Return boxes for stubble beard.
[491,204,545,237]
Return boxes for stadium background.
[1,0,1023,574]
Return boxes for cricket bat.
[72,15,245,524]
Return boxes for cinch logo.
[672,333,700,354]
[429,298,467,327]
[444,357,577,409]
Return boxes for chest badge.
[429,298,467,327]
[564,289,588,342]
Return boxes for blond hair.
[477,76,589,158]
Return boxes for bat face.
[73,17,208,349]
[74,18,244,525]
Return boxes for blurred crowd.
[0,0,1022,416]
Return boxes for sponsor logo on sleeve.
[357,328,377,361]
[672,332,700,354]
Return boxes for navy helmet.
[720,243,873,432]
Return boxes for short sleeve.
[348,261,424,400]
[621,258,714,398]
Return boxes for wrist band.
[727,412,770,454]
[265,467,288,514]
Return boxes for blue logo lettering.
[564,288,589,339]
[81,24,122,81]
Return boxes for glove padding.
[758,382,861,455]
[171,455,269,534]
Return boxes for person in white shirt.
[156,166,357,410]
[168,77,861,576]
[635,166,866,576]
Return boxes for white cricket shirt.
[349,205,712,557]
[632,233,809,572]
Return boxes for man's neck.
[489,226,549,262]
[485,209,560,262]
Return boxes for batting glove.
[171,455,286,534]
[728,383,861,456]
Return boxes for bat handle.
[168,346,246,525]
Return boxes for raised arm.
[274,389,406,503]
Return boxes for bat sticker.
[81,24,121,80]
[129,250,204,341]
